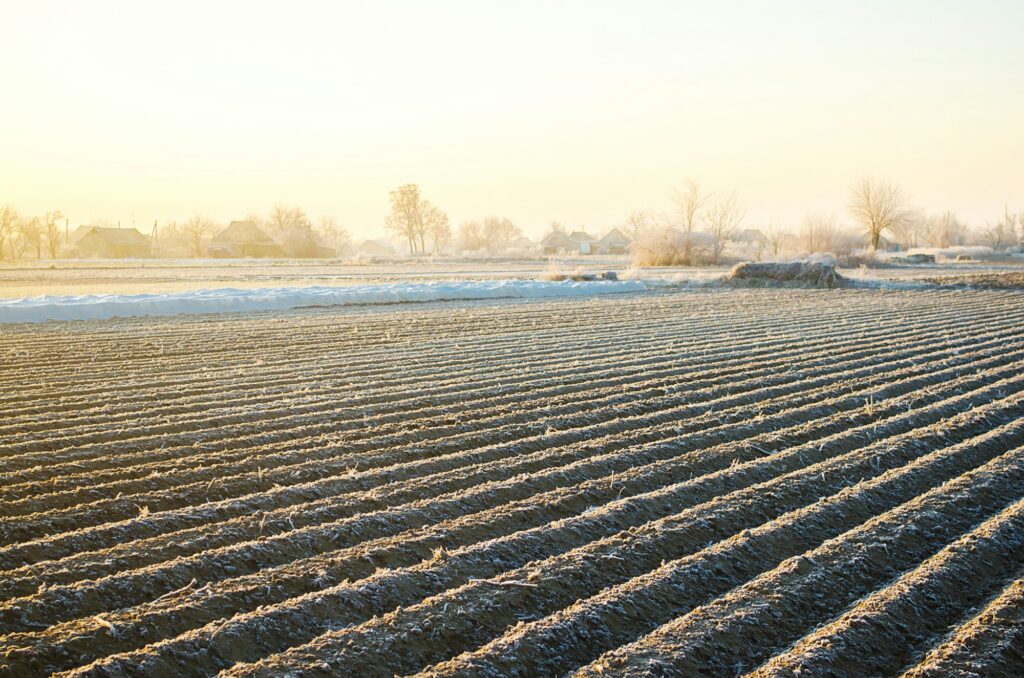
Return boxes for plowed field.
[2,287,1023,676]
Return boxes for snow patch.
[0,280,647,324]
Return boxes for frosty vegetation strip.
[44,384,1024,676]
[7,312,1010,524]
[7,360,1021,671]
[900,578,1024,678]
[419,422,1024,677]
[2,330,1018,598]
[0,280,648,323]
[209,404,1024,678]
[748,500,1024,676]
[574,453,1024,678]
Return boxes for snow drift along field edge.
[0,280,647,324]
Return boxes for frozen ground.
[0,279,645,323]
[1,257,1022,299]
[2,257,1023,324]
[2,287,1023,676]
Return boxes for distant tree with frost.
[386,184,436,255]
[482,216,521,253]
[0,205,18,260]
[672,179,712,265]
[622,211,649,242]
[17,216,44,259]
[703,193,745,263]
[457,220,485,253]
[43,211,64,259]
[318,216,352,256]
[182,214,217,257]
[849,178,910,251]
[423,203,451,255]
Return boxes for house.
[541,230,574,255]
[75,227,151,258]
[208,221,284,258]
[597,227,631,254]
[356,239,398,257]
[69,224,95,245]
[568,230,598,254]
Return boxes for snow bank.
[0,280,647,324]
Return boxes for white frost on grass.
[0,279,647,324]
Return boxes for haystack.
[728,260,844,288]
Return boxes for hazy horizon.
[3,0,1022,238]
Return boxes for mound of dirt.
[925,272,1024,290]
[727,261,845,288]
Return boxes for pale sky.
[2,0,1022,237]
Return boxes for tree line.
[159,206,353,258]
[624,178,1024,266]
[2,179,1020,261]
[383,183,525,256]
[0,207,66,260]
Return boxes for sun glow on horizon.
[2,0,1022,237]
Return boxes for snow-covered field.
[0,279,646,323]
[1,257,1021,300]
[4,257,1024,323]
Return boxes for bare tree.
[422,203,451,255]
[268,205,309,237]
[43,211,64,259]
[891,209,933,249]
[703,193,745,262]
[457,221,485,253]
[266,205,323,257]
[764,222,792,258]
[1000,206,1020,249]
[801,213,839,253]
[849,178,910,251]
[927,211,967,248]
[18,216,44,259]
[318,216,352,256]
[622,210,649,242]
[671,179,711,264]
[482,216,521,253]
[982,211,1016,251]
[385,184,428,255]
[182,214,217,257]
[0,205,18,260]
